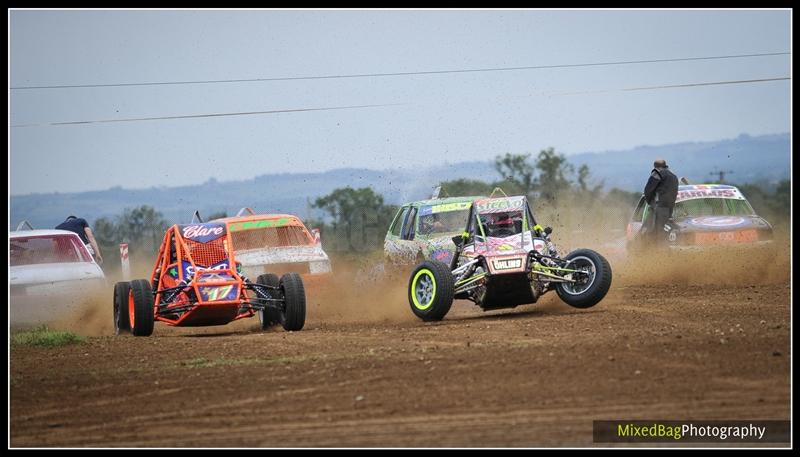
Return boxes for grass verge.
[11,326,84,348]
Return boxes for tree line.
[93,149,790,259]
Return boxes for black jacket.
[55,217,90,244]
[643,166,679,207]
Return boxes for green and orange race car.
[213,208,332,285]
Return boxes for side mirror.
[452,235,464,247]
[544,227,552,235]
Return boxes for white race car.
[10,224,106,327]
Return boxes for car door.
[397,206,421,262]
[385,206,408,259]
[385,206,410,263]
[627,196,648,241]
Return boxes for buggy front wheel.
[408,260,455,322]
[280,273,306,331]
[555,249,612,309]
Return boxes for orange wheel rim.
[128,290,136,328]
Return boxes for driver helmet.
[491,212,514,226]
[487,212,514,234]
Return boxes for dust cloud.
[28,255,416,337]
[306,256,415,325]
[13,231,790,337]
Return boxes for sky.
[9,9,791,195]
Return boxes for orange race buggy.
[112,221,306,336]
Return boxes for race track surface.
[10,275,790,447]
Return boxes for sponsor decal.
[419,201,472,216]
[432,249,452,262]
[492,258,523,271]
[199,285,239,302]
[476,197,525,213]
[228,218,293,232]
[687,216,746,228]
[182,260,230,278]
[682,184,734,190]
[677,187,743,202]
[180,223,226,242]
[695,230,758,244]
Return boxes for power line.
[10,51,790,90]
[10,76,789,128]
[624,77,790,92]
[558,76,790,96]
[10,103,403,128]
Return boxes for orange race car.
[113,220,306,336]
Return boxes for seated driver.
[486,212,516,237]
[419,214,445,235]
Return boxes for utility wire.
[557,76,790,96]
[10,103,403,128]
[10,51,790,90]
[10,76,789,128]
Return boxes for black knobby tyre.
[256,273,281,329]
[113,281,131,335]
[556,249,612,309]
[280,273,306,331]
[129,279,155,336]
[408,260,455,321]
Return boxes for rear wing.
[489,187,508,198]
[15,220,34,231]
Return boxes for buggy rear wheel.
[256,273,281,329]
[408,260,455,321]
[128,279,155,336]
[280,273,306,331]
[556,249,612,309]
[113,281,131,335]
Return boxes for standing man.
[55,215,104,264]
[642,159,679,245]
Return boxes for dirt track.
[10,256,791,448]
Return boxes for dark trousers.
[651,206,673,245]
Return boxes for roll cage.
[147,224,287,326]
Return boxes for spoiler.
[16,220,34,231]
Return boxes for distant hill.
[567,133,790,191]
[10,133,789,230]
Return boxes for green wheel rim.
[411,269,436,310]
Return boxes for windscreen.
[230,225,312,250]
[417,209,471,236]
[477,210,525,238]
[674,198,755,217]
[11,235,92,266]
